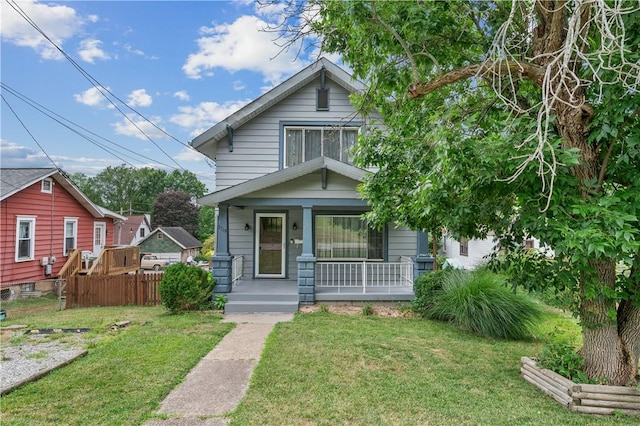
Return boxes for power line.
[5,0,196,170]
[1,82,179,170]
[1,94,58,168]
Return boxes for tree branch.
[408,61,544,98]
[370,3,422,82]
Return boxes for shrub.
[362,303,374,316]
[213,294,227,311]
[538,340,592,383]
[159,263,215,313]
[412,269,450,316]
[427,269,543,340]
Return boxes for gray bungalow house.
[192,58,433,312]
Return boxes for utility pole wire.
[4,0,199,171]
[1,82,178,170]
[1,94,58,168]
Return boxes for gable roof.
[0,168,125,220]
[114,215,151,245]
[198,156,367,206]
[191,58,366,154]
[139,226,202,250]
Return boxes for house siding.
[443,235,497,269]
[1,179,115,286]
[246,171,361,199]
[387,226,416,261]
[215,79,359,190]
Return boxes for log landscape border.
[520,357,639,416]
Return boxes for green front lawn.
[1,297,634,425]
[0,297,233,425]
[231,310,632,426]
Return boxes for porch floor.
[230,278,414,303]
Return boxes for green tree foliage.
[198,206,215,241]
[285,0,640,384]
[200,233,215,259]
[159,263,215,313]
[70,165,206,215]
[152,191,200,237]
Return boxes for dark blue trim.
[229,198,368,207]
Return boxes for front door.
[255,213,286,277]
[93,222,106,255]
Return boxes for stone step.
[224,300,299,314]
[227,293,298,302]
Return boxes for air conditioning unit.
[41,257,49,266]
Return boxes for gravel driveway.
[1,332,87,395]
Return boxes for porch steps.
[224,293,299,314]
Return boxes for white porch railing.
[315,258,414,293]
[231,255,244,288]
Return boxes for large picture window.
[315,215,383,260]
[285,126,358,167]
[15,216,36,261]
[64,218,78,254]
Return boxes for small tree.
[152,191,200,237]
[159,263,215,313]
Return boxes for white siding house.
[192,58,434,311]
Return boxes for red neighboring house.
[0,168,125,299]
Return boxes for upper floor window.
[41,178,52,193]
[285,126,358,167]
[140,228,145,238]
[64,218,78,254]
[16,216,36,261]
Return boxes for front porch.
[221,257,419,313]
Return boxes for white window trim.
[41,178,53,194]
[64,218,78,255]
[15,216,36,262]
[284,126,359,167]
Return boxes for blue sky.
[1,0,336,191]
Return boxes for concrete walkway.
[146,313,294,426]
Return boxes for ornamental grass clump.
[159,263,215,313]
[427,269,542,340]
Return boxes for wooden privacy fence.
[65,273,163,308]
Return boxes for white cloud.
[182,15,309,84]
[174,148,208,162]
[0,140,51,168]
[169,100,250,137]
[113,115,169,141]
[173,90,190,101]
[232,80,246,91]
[0,0,87,60]
[74,86,111,108]
[127,89,152,107]
[78,38,110,63]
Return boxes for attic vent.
[41,178,52,194]
[317,88,329,111]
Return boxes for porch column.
[297,205,316,304]
[414,230,435,281]
[212,204,232,294]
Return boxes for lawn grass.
[0,296,234,425]
[1,298,634,425]
[230,310,635,426]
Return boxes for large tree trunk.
[578,260,637,385]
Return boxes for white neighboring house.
[443,233,549,269]
[113,214,152,247]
